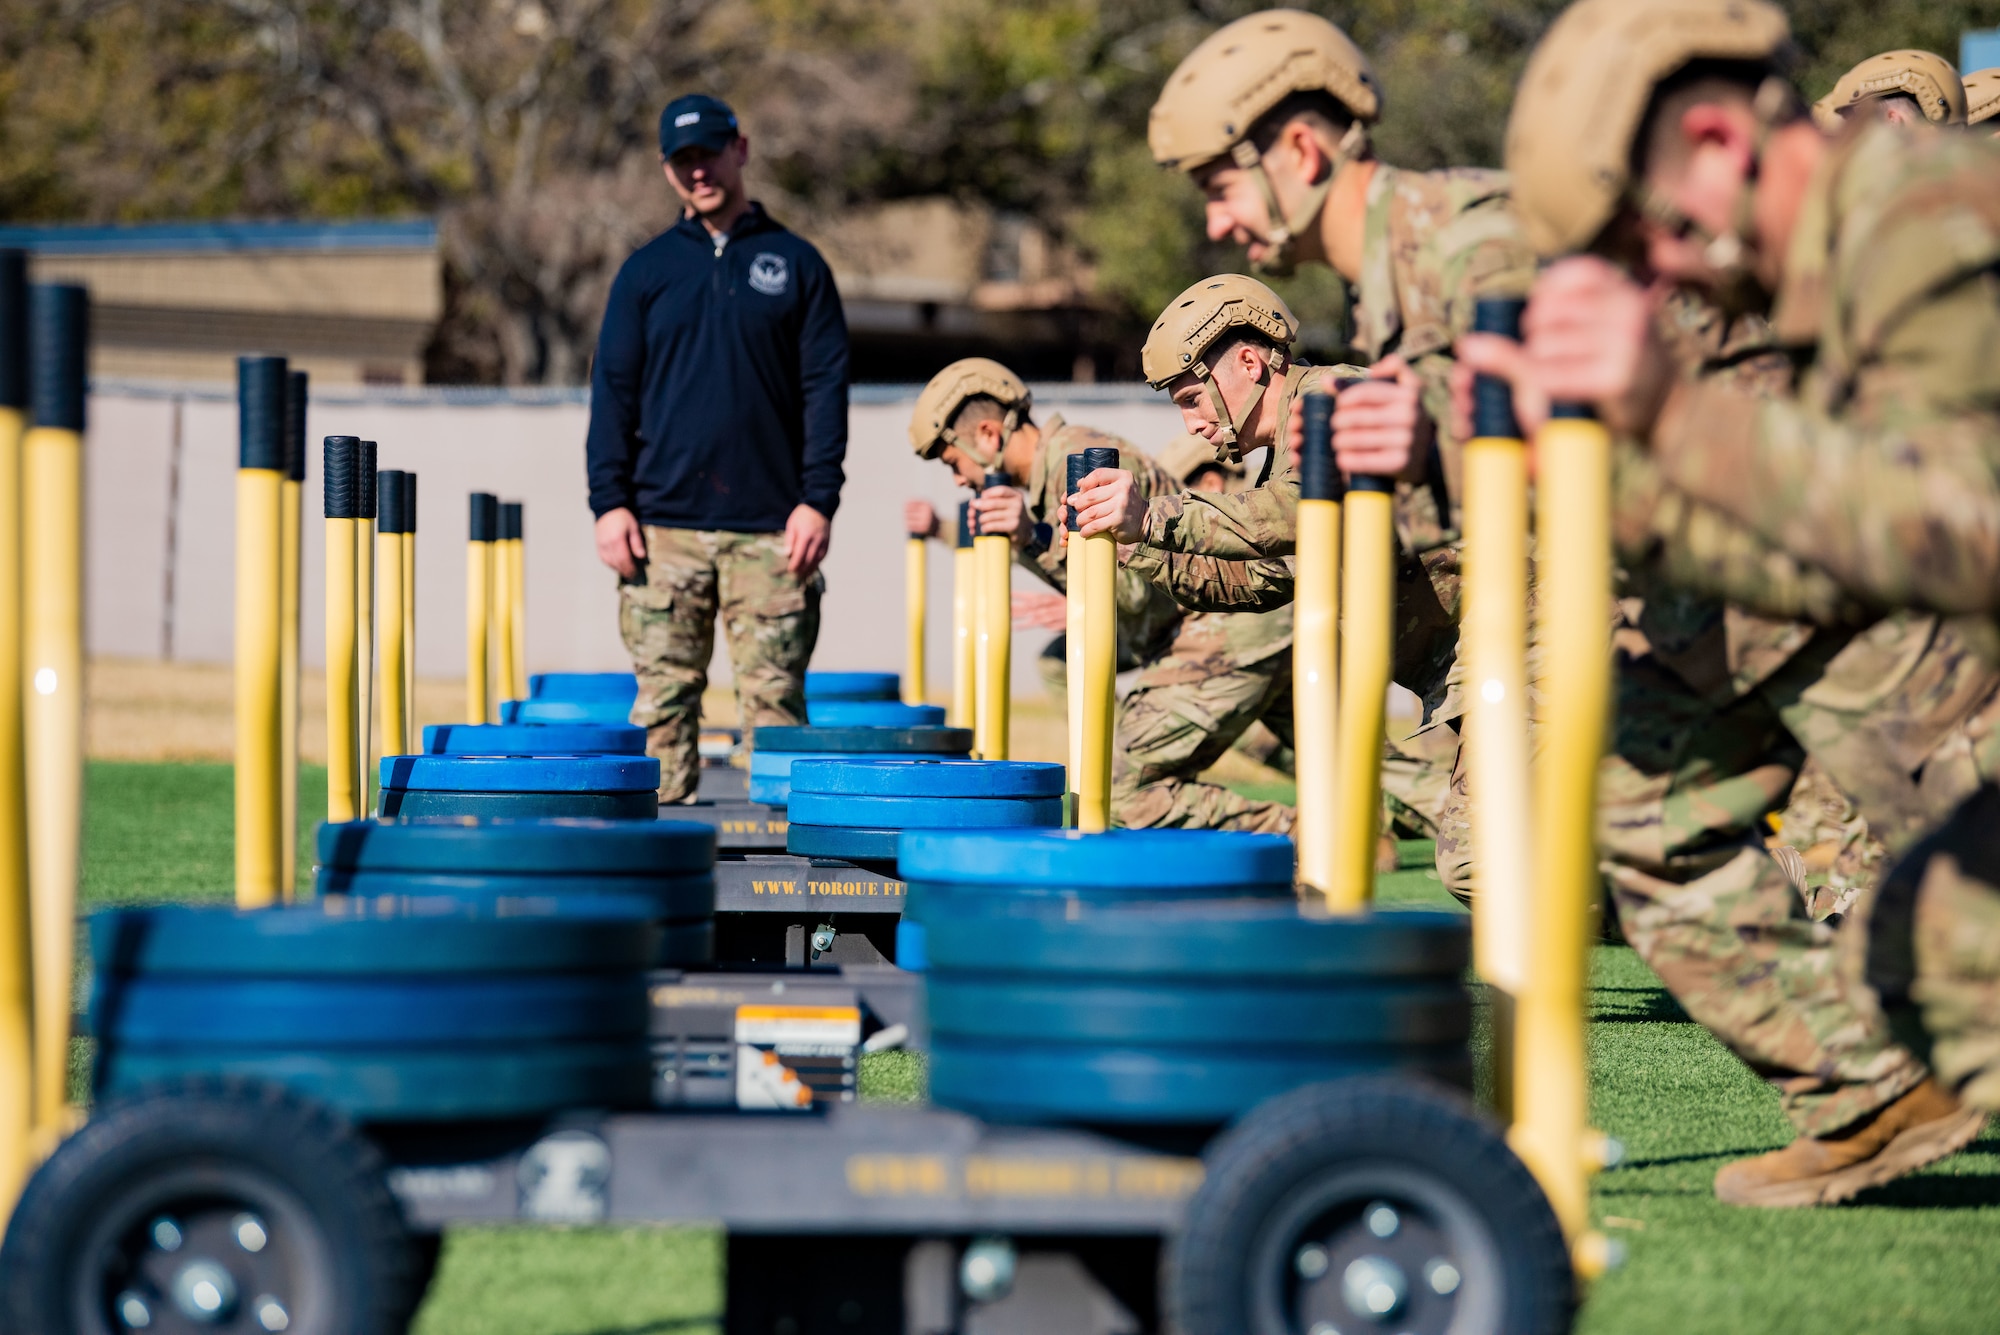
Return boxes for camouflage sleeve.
[1611,436,1866,625]
[1650,285,2000,616]
[1141,469,1300,561]
[1124,545,1296,612]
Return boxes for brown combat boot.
[1715,1078,1988,1207]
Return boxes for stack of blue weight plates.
[316,818,715,965]
[805,700,947,727]
[90,901,659,1119]
[784,759,1064,863]
[904,829,1473,1125]
[506,671,639,725]
[377,754,660,818]
[748,724,972,806]
[422,722,645,755]
[804,671,900,702]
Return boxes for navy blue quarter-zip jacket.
[586,203,849,530]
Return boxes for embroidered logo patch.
[747,252,789,296]
[674,111,701,127]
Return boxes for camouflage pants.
[1111,648,1294,834]
[1593,614,1999,1135]
[1849,784,2000,1114]
[620,526,822,803]
[1772,757,1885,922]
[1382,717,1462,843]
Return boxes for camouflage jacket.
[1023,414,1184,666]
[1132,165,1533,618]
[1645,119,2000,620]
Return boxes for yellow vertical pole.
[974,473,1011,760]
[904,531,927,707]
[1076,447,1120,832]
[1463,298,1533,1120]
[505,503,526,700]
[492,502,516,708]
[467,493,496,724]
[402,473,417,752]
[234,357,287,908]
[1293,392,1341,900]
[1063,455,1088,824]
[0,253,34,1219]
[354,446,377,815]
[278,370,306,899]
[1330,470,1394,911]
[24,283,86,1141]
[323,436,361,823]
[950,504,975,731]
[376,471,407,762]
[1518,403,1614,1272]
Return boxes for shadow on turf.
[1589,985,1690,1023]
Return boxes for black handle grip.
[1300,391,1335,501]
[404,472,417,532]
[501,501,522,541]
[0,251,26,411]
[1065,453,1092,533]
[981,471,1008,494]
[1472,296,1526,441]
[469,492,499,541]
[955,500,973,548]
[323,437,360,519]
[30,284,87,433]
[284,371,309,481]
[1349,474,1397,494]
[237,356,288,472]
[357,442,378,520]
[377,471,407,534]
[1550,402,1597,420]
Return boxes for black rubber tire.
[1168,1076,1574,1335]
[0,1076,418,1335]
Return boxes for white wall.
[84,381,1185,701]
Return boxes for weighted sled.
[422,722,645,755]
[317,818,715,876]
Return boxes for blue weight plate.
[513,699,636,725]
[788,759,1067,800]
[529,672,638,703]
[95,1042,652,1120]
[423,722,646,755]
[784,825,901,862]
[746,776,788,807]
[94,974,648,1047]
[91,904,661,977]
[378,790,659,820]
[806,701,947,727]
[318,818,714,875]
[897,828,1295,889]
[918,899,1470,980]
[928,1040,1473,1124]
[924,977,1470,1047]
[307,903,712,968]
[747,750,916,807]
[788,793,1063,830]
[499,699,523,722]
[381,754,659,793]
[902,879,1291,923]
[895,919,927,971]
[804,671,901,701]
[314,868,716,919]
[752,726,974,755]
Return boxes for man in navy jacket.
[587,93,850,801]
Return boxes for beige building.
[0,220,443,386]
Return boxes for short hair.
[1635,58,1802,175]
[1247,89,1359,155]
[1207,329,1284,368]
[948,394,1028,436]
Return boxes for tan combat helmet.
[1966,68,2000,129]
[1504,0,1792,258]
[1141,274,1297,461]
[1149,9,1380,273]
[908,358,1031,466]
[1811,50,1967,131]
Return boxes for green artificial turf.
[69,762,2000,1334]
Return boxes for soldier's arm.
[1611,437,1866,625]
[1141,468,1300,560]
[1651,271,2000,615]
[1125,546,1296,612]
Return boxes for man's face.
[1194,160,1280,264]
[665,138,748,217]
[937,440,993,490]
[1166,342,1272,448]
[1631,105,1758,289]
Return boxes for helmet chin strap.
[1193,348,1288,463]
[941,404,1024,472]
[1233,121,1366,278]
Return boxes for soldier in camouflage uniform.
[1810,48,1967,133]
[1072,10,1530,885]
[1475,0,2000,1206]
[905,360,1293,830]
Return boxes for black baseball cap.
[659,94,740,157]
